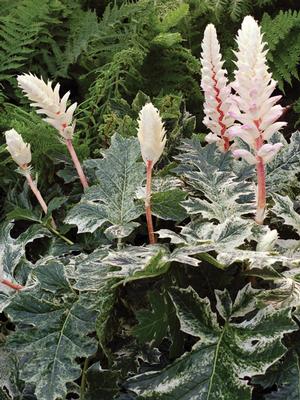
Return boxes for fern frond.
[261,10,300,91]
[0,0,51,81]
[57,9,99,77]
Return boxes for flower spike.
[229,16,286,224]
[17,73,88,189]
[200,24,234,151]
[5,129,48,214]
[137,103,166,244]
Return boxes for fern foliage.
[261,10,300,91]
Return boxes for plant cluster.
[1,1,300,400]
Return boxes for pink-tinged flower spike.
[229,16,287,224]
[200,24,234,152]
[17,73,89,189]
[137,103,166,244]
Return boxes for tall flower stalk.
[5,129,73,245]
[137,103,166,244]
[5,129,49,214]
[200,24,234,152]
[228,16,286,224]
[17,73,89,189]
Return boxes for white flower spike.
[5,129,31,169]
[229,16,286,224]
[137,102,166,245]
[17,73,77,140]
[200,24,234,151]
[17,73,89,189]
[137,102,166,166]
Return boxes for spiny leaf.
[175,141,255,222]
[5,259,97,400]
[158,217,253,267]
[267,131,300,192]
[127,286,297,399]
[271,193,300,236]
[65,134,144,239]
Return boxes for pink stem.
[26,174,48,214]
[254,120,266,224]
[1,279,23,290]
[145,160,156,244]
[65,139,89,189]
[255,157,266,224]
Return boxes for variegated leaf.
[65,134,144,239]
[5,259,97,400]
[267,131,300,193]
[127,286,297,399]
[174,140,255,222]
[271,193,300,236]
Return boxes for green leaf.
[158,217,253,267]
[65,134,144,239]
[6,207,41,223]
[0,349,19,398]
[271,193,300,236]
[47,196,68,214]
[151,189,187,221]
[34,258,71,293]
[267,131,300,192]
[175,141,255,222]
[127,286,297,399]
[152,32,183,47]
[265,351,300,400]
[158,3,189,32]
[133,291,177,347]
[103,245,171,283]
[85,363,120,400]
[5,260,97,400]
[0,223,49,279]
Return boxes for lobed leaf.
[127,286,297,399]
[65,134,144,239]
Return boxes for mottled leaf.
[127,286,297,399]
[4,260,97,400]
[174,140,255,222]
[272,193,300,236]
[267,131,300,192]
[133,291,177,347]
[65,134,144,239]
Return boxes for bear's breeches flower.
[17,73,77,140]
[200,24,234,151]
[137,102,166,166]
[5,129,31,169]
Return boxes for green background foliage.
[1,1,300,400]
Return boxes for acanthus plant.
[137,102,166,244]
[1,14,300,400]
[201,17,286,225]
[200,24,234,152]
[17,73,89,189]
[229,16,287,224]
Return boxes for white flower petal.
[137,103,166,166]
[232,149,257,164]
[17,73,77,140]
[5,129,31,167]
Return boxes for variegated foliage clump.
[1,13,300,400]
